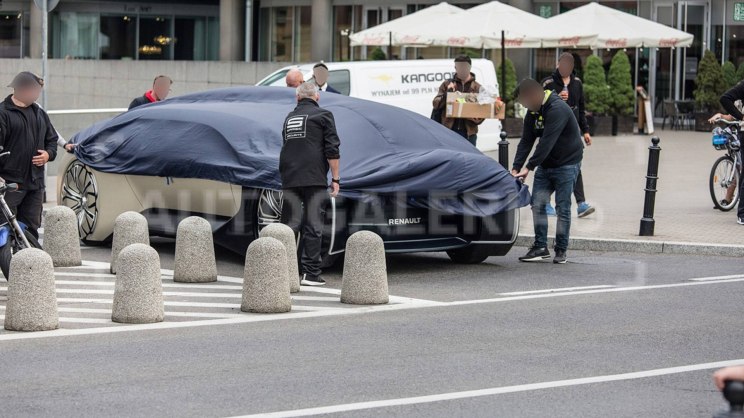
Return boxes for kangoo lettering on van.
[401,72,454,84]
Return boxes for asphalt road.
[0,240,742,418]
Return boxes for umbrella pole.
[389,31,392,60]
[634,47,640,132]
[501,30,506,104]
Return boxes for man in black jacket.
[280,82,341,286]
[512,79,583,264]
[312,63,341,94]
[542,52,595,218]
[0,71,58,239]
[709,81,744,224]
[128,75,172,110]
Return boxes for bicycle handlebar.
[0,183,18,193]
[714,118,743,127]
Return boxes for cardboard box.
[445,91,505,119]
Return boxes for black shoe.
[519,247,550,262]
[553,250,568,264]
[738,218,744,225]
[301,274,326,286]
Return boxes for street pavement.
[12,128,742,417]
[0,232,742,417]
[486,129,742,246]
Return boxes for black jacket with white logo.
[280,98,341,189]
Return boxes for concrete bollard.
[241,237,291,313]
[110,211,149,274]
[259,223,300,293]
[42,206,82,267]
[112,243,164,324]
[341,231,389,305]
[174,216,217,283]
[4,248,58,331]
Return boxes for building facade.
[0,0,737,109]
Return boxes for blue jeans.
[531,164,581,252]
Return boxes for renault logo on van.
[388,217,422,225]
[370,74,394,84]
[401,72,454,84]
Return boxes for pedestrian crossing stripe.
[0,260,436,341]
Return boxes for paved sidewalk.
[487,129,743,247]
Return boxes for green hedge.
[607,51,634,116]
[583,55,612,115]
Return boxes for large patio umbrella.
[543,2,693,48]
[414,1,549,49]
[410,1,596,48]
[348,2,463,47]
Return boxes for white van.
[256,59,503,152]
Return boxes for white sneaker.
[301,274,326,286]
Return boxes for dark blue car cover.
[71,86,530,217]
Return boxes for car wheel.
[446,245,490,264]
[255,189,284,235]
[60,161,100,244]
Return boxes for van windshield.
[256,69,289,87]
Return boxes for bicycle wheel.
[710,155,740,211]
[0,230,42,280]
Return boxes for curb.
[515,234,744,258]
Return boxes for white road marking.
[52,298,344,311]
[0,315,110,324]
[689,274,744,282]
[445,277,744,307]
[0,265,742,341]
[54,280,244,291]
[0,302,440,341]
[230,359,744,418]
[54,272,114,278]
[499,285,615,296]
[55,298,240,308]
[0,305,241,319]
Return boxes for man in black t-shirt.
[0,72,58,239]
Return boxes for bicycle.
[709,119,742,211]
[0,149,42,280]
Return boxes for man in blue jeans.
[511,79,584,264]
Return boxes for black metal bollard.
[713,380,744,418]
[498,130,510,170]
[639,136,661,236]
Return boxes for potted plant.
[583,55,613,136]
[369,47,387,61]
[497,57,521,137]
[694,50,727,131]
[723,61,738,88]
[737,61,744,82]
[607,50,635,135]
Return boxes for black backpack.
[431,80,453,123]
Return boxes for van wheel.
[446,246,490,264]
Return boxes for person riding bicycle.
[709,81,744,224]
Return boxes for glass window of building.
[295,6,311,62]
[175,17,207,60]
[0,12,22,59]
[52,12,98,59]
[139,16,173,60]
[100,15,136,60]
[52,7,218,61]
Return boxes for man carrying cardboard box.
[432,56,485,146]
